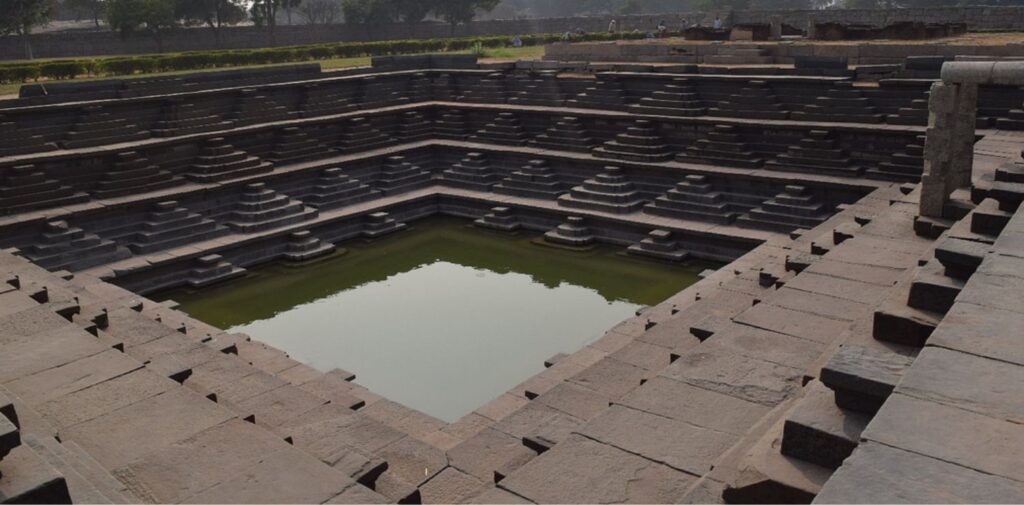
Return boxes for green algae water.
[159,217,713,422]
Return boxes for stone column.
[806,16,817,39]
[920,81,977,218]
[770,15,783,40]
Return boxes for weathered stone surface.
[113,419,301,503]
[61,388,235,469]
[820,344,913,414]
[660,345,803,407]
[419,467,485,504]
[499,434,694,503]
[464,485,532,504]
[568,356,648,400]
[376,436,448,487]
[619,376,770,436]
[706,324,827,370]
[5,349,141,406]
[781,380,869,469]
[535,381,610,421]
[447,427,535,483]
[580,404,736,475]
[897,346,1024,424]
[0,444,71,504]
[863,393,1024,482]
[733,303,851,344]
[35,369,175,429]
[493,402,583,449]
[928,300,1024,366]
[815,441,1024,504]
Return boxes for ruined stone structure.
[0,56,1023,504]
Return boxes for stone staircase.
[704,45,774,65]
[557,166,647,214]
[493,159,566,200]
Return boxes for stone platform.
[0,59,1022,504]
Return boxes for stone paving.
[0,59,1023,504]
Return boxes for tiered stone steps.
[543,216,595,247]
[151,97,233,137]
[0,399,72,504]
[303,167,379,210]
[0,116,60,157]
[474,206,521,232]
[0,164,87,214]
[677,124,764,169]
[337,117,395,153]
[283,230,335,262]
[434,109,468,140]
[530,116,595,152]
[767,130,864,177]
[269,126,331,165]
[375,155,432,196]
[223,183,317,234]
[870,135,924,182]
[708,80,788,120]
[792,83,884,124]
[186,253,246,287]
[737,185,830,232]
[91,151,184,199]
[61,106,150,149]
[471,112,530,146]
[643,174,742,224]
[187,138,274,183]
[122,200,229,254]
[301,82,360,118]
[430,72,459,100]
[493,159,566,200]
[567,76,627,110]
[459,73,507,104]
[363,211,406,238]
[592,119,674,163]
[441,152,500,191]
[20,220,129,272]
[886,97,929,126]
[995,100,1024,130]
[399,111,432,142]
[230,88,296,126]
[405,72,433,102]
[626,229,690,261]
[508,73,565,107]
[630,78,706,117]
[359,75,411,109]
[558,166,647,214]
[704,45,774,64]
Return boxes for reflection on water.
[158,217,714,422]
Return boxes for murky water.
[158,217,714,422]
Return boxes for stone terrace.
[0,58,1022,504]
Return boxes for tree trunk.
[21,30,34,60]
[286,6,293,25]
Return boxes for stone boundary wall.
[2,6,1023,60]
[544,40,1024,65]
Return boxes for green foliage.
[105,0,179,38]
[0,0,55,36]
[433,0,501,27]
[0,30,645,84]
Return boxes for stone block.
[820,345,912,415]
[780,381,869,469]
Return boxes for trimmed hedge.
[0,31,644,84]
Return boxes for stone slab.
[568,356,649,400]
[418,467,485,504]
[619,375,770,436]
[815,441,1024,504]
[35,368,175,429]
[863,393,1024,483]
[447,427,536,483]
[5,349,142,407]
[660,344,803,407]
[928,300,1024,366]
[61,387,235,469]
[498,433,694,504]
[580,404,736,475]
[535,381,610,421]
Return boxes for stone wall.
[3,6,1024,60]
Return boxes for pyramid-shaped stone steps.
[151,98,233,137]
[530,116,595,152]
[493,159,565,200]
[626,229,690,262]
[269,127,331,165]
[304,167,380,210]
[187,138,274,183]
[91,151,184,199]
[62,106,151,149]
[643,175,742,224]
[736,185,830,232]
[125,200,229,254]
[224,183,317,234]
[471,112,530,146]
[375,156,432,196]
[0,164,88,214]
[22,220,129,271]
[441,152,500,191]
[592,120,674,163]
[558,166,646,214]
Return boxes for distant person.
[512,35,523,48]
[608,19,617,33]
[713,16,723,30]
[657,20,667,37]
[563,31,572,41]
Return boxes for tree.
[433,0,500,33]
[66,0,105,27]
[177,0,245,45]
[106,0,179,52]
[341,0,395,24]
[299,0,342,24]
[392,0,433,23]
[0,0,56,59]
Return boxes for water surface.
[159,217,713,421]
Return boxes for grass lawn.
[0,45,545,98]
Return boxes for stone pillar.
[920,81,977,218]
[806,16,817,39]
[770,15,783,40]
